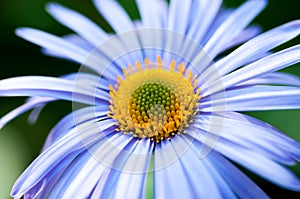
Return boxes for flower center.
[109,56,200,142]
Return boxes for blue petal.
[93,0,135,33]
[23,150,83,199]
[202,8,233,45]
[48,134,133,198]
[11,118,115,197]
[191,114,296,165]
[90,136,149,198]
[214,20,300,76]
[238,72,300,87]
[112,139,154,199]
[203,0,267,59]
[188,125,300,191]
[0,76,110,105]
[171,136,223,198]
[43,106,109,149]
[201,86,300,112]
[46,3,108,46]
[207,149,269,199]
[167,0,192,33]
[220,44,300,92]
[224,112,300,161]
[15,28,106,74]
[220,25,262,52]
[154,140,196,199]
[136,0,168,28]
[42,34,94,59]
[186,0,222,44]
[0,72,111,129]
[0,97,53,129]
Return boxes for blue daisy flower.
[1,0,300,198]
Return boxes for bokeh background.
[0,0,299,198]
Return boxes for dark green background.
[0,0,299,198]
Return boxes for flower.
[1,0,300,198]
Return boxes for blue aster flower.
[1,0,300,198]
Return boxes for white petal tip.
[15,28,26,37]
[15,27,33,38]
[45,2,62,13]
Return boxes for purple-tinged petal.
[214,20,300,76]
[221,44,300,91]
[89,136,143,198]
[202,86,300,112]
[207,149,269,199]
[16,28,105,74]
[11,118,115,198]
[1,72,110,129]
[136,0,168,28]
[23,150,83,199]
[203,0,267,59]
[43,106,109,150]
[46,3,108,46]
[112,139,153,199]
[238,72,300,87]
[202,8,233,45]
[0,76,109,105]
[220,25,262,52]
[191,114,296,165]
[188,130,300,191]
[93,0,134,33]
[154,140,196,199]
[0,97,53,129]
[171,136,223,198]
[167,0,192,33]
[187,0,222,45]
[48,134,134,198]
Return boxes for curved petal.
[0,76,109,105]
[46,3,108,46]
[90,137,149,198]
[113,139,154,199]
[220,44,300,92]
[42,34,94,58]
[154,140,196,199]
[203,0,267,59]
[206,150,269,199]
[23,150,83,199]
[214,20,300,76]
[93,0,134,33]
[11,118,115,197]
[0,72,110,129]
[184,136,268,199]
[191,114,297,165]
[136,0,168,28]
[202,86,300,112]
[238,72,300,87]
[0,97,54,129]
[171,136,223,198]
[187,127,300,191]
[220,25,262,52]
[48,134,133,198]
[167,0,192,33]
[43,106,109,149]
[187,0,222,44]
[15,28,105,74]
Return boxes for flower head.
[1,0,300,198]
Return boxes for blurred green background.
[0,0,299,198]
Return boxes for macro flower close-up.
[1,0,300,198]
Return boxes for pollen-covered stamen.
[109,56,200,142]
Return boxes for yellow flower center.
[109,56,201,142]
